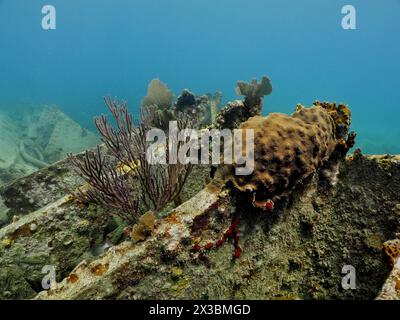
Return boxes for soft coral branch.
[69,97,194,223]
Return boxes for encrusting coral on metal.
[216,100,355,211]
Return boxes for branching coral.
[68,146,140,223]
[68,97,193,223]
[97,97,194,211]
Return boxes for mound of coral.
[218,101,354,210]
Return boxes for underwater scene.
[0,0,400,305]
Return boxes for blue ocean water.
[0,0,399,154]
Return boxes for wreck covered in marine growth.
[0,76,399,300]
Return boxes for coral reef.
[217,101,354,210]
[1,115,399,300]
[140,79,221,130]
[1,78,400,301]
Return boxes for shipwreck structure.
[0,77,399,300]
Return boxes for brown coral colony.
[218,99,354,211]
